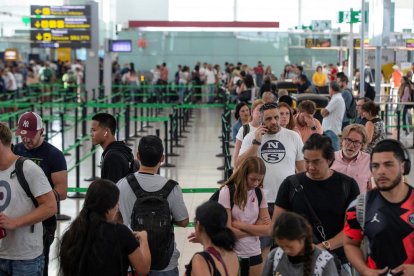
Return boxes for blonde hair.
[224,157,266,210]
[341,124,368,146]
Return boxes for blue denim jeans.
[0,255,44,276]
[324,130,340,151]
[149,267,179,276]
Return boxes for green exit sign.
[338,10,368,24]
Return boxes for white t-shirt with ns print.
[239,128,304,202]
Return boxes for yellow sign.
[31,18,90,29]
[57,48,71,62]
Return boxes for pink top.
[331,150,371,193]
[218,185,268,258]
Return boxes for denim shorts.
[0,255,44,276]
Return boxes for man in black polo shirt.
[14,111,68,276]
[344,139,414,275]
[272,133,360,275]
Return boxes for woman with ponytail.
[185,201,239,275]
[59,179,151,276]
[218,156,270,276]
[262,212,338,276]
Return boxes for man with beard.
[238,102,305,258]
[331,124,371,194]
[295,100,323,143]
[344,139,414,275]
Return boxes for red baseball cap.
[16,112,43,138]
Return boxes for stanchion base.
[56,214,71,221]
[64,153,72,156]
[84,176,100,181]
[138,129,149,133]
[68,192,86,199]
[217,179,226,184]
[161,163,176,168]
[217,165,224,170]
[216,153,225,157]
[179,135,188,138]
[174,144,185,148]
[144,125,154,128]
[169,153,180,157]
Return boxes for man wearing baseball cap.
[14,111,68,276]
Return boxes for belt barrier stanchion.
[174,108,184,148]
[216,113,227,159]
[56,201,71,221]
[156,129,161,174]
[68,138,86,199]
[82,102,87,137]
[169,114,180,157]
[124,104,133,145]
[44,119,49,141]
[138,107,147,133]
[61,113,71,156]
[116,112,121,141]
[133,104,141,138]
[178,107,187,138]
[218,121,231,184]
[385,103,390,134]
[397,109,401,141]
[74,106,79,142]
[183,107,191,133]
[161,119,175,168]
[85,145,99,181]
[145,107,154,129]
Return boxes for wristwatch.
[322,240,331,250]
[252,139,262,146]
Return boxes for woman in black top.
[59,179,150,276]
[186,201,239,276]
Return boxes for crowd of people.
[0,58,413,276]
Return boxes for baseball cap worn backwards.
[16,112,43,138]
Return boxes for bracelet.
[52,189,60,202]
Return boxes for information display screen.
[110,40,132,52]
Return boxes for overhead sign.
[30,5,91,49]
[31,30,91,48]
[30,17,91,29]
[338,10,368,24]
[311,20,332,32]
[110,40,132,53]
[30,5,90,17]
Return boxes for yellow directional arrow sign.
[35,21,40,28]
[43,33,51,41]
[35,8,41,15]
[36,33,42,40]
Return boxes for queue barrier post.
[61,113,71,156]
[169,114,180,157]
[161,119,175,168]
[68,138,86,199]
[84,145,99,182]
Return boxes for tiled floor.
[32,106,414,275]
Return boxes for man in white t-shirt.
[238,103,305,255]
[321,81,345,151]
[0,123,57,275]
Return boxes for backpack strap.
[126,173,146,198]
[206,247,229,276]
[288,173,305,202]
[272,247,284,274]
[159,179,178,198]
[254,187,263,206]
[356,193,367,232]
[14,157,38,208]
[12,157,38,232]
[313,250,334,276]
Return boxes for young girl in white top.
[218,156,270,276]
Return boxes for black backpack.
[242,124,250,139]
[210,182,263,209]
[126,174,177,271]
[344,89,357,119]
